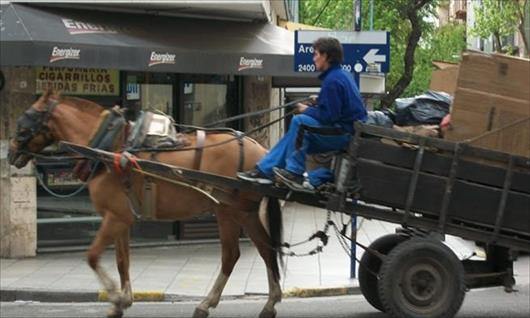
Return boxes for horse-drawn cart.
[62,121,530,318]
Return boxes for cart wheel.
[378,238,466,318]
[359,234,407,312]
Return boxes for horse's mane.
[59,96,105,116]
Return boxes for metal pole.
[354,0,362,31]
[350,212,357,278]
[350,0,361,279]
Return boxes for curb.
[1,289,98,302]
[1,285,360,303]
[98,290,165,302]
[283,286,360,298]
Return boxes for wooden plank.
[355,123,530,168]
[357,139,530,194]
[356,159,530,235]
[347,203,530,253]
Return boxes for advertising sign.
[36,67,119,96]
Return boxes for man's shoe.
[237,168,273,185]
[273,167,304,187]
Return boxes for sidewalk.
[0,202,494,302]
[1,203,383,302]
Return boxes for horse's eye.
[16,128,32,141]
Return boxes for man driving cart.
[238,37,367,189]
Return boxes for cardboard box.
[430,61,459,95]
[445,51,530,158]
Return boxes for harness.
[83,110,247,221]
[15,97,311,222]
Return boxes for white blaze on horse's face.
[8,95,56,168]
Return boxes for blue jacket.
[304,64,367,133]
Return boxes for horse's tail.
[266,197,283,281]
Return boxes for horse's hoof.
[259,307,277,318]
[192,307,209,318]
[106,307,124,318]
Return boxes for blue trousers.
[257,114,351,177]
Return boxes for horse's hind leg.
[193,209,241,318]
[87,212,131,318]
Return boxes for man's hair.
[312,37,344,64]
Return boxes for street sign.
[294,30,390,74]
[126,83,140,100]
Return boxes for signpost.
[294,30,390,77]
[294,30,390,279]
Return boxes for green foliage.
[299,0,353,29]
[470,0,520,51]
[404,23,467,96]
[299,0,467,98]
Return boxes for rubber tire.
[358,234,407,312]
[378,238,466,318]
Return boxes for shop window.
[141,84,173,114]
[182,83,228,125]
[124,72,176,120]
[179,74,239,128]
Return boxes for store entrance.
[140,84,173,114]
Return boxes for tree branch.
[515,0,529,56]
[380,1,431,108]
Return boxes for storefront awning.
[0,3,314,79]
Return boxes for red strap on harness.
[113,152,142,175]
[113,152,123,175]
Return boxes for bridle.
[13,99,59,155]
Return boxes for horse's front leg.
[114,229,133,312]
[87,213,132,318]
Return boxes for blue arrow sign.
[294,30,390,73]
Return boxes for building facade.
[1,0,304,255]
[438,0,530,57]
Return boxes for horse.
[8,89,284,318]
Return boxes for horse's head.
[8,89,60,168]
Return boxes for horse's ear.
[42,88,53,101]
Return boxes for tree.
[299,0,466,106]
[514,0,529,56]
[379,0,435,108]
[299,0,354,29]
[471,0,528,56]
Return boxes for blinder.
[14,99,58,151]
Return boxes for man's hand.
[309,94,318,105]
[295,103,309,114]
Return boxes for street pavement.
[0,201,504,303]
[1,283,528,318]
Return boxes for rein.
[34,161,99,198]
[157,97,312,153]
[202,97,311,128]
[20,97,310,198]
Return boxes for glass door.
[141,84,173,115]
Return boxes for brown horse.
[8,90,283,318]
